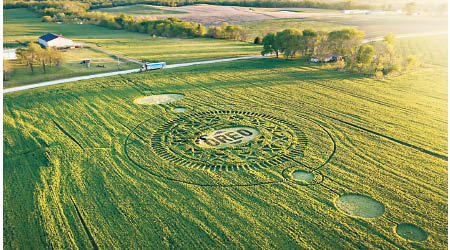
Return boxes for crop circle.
[125,110,335,186]
[292,170,315,182]
[148,111,308,171]
[335,193,385,218]
[395,223,428,242]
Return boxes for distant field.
[4,34,447,249]
[91,4,186,15]
[396,34,448,67]
[242,13,447,39]
[141,4,336,27]
[242,18,349,39]
[307,13,448,38]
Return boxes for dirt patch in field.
[335,193,385,218]
[174,107,186,112]
[292,170,314,182]
[395,223,428,242]
[141,4,335,26]
[134,94,184,105]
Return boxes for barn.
[38,33,74,48]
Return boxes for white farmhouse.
[38,33,74,48]
[3,49,17,60]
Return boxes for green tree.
[328,28,364,57]
[302,29,318,56]
[261,32,280,58]
[207,26,222,38]
[42,16,52,22]
[18,43,43,74]
[357,44,374,64]
[276,29,303,59]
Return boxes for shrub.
[42,16,52,22]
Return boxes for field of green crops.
[3,31,447,250]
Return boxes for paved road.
[4,55,269,93]
[4,31,447,94]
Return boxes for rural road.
[3,31,447,94]
[3,55,270,93]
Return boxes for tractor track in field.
[70,197,99,250]
[324,115,448,161]
[52,119,84,150]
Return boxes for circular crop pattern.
[395,223,428,242]
[292,170,315,182]
[335,193,385,218]
[125,109,335,186]
[149,111,308,171]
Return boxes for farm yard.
[3,31,447,250]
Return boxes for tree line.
[3,0,377,11]
[5,0,448,14]
[261,28,420,77]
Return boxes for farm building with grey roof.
[38,33,74,48]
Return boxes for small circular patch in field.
[292,170,314,182]
[395,223,427,242]
[174,107,187,112]
[134,94,184,105]
[335,193,385,218]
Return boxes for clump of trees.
[16,43,64,74]
[261,28,420,77]
[206,22,249,41]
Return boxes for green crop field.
[90,4,186,15]
[80,37,261,65]
[4,33,447,249]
